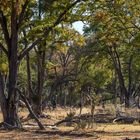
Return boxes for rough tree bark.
[0,1,32,127]
[1,1,21,127]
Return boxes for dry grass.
[0,105,140,139]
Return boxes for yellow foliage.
[0,0,29,15]
[57,44,69,54]
[74,35,85,47]
[94,10,107,21]
[0,63,8,75]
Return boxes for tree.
[84,0,140,107]
[0,0,87,127]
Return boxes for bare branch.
[16,88,45,130]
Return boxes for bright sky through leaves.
[73,21,84,34]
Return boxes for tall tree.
[0,0,86,127]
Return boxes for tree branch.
[18,38,42,61]
[16,88,45,130]
[0,42,8,56]
[0,10,11,48]
[18,0,29,28]
[52,0,83,27]
[18,0,84,61]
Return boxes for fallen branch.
[54,114,92,126]
[113,116,138,124]
[55,118,79,126]
[16,88,45,130]
[54,113,114,126]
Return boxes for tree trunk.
[26,52,34,101]
[128,55,133,97]
[23,30,34,104]
[117,68,129,107]
[112,71,117,105]
[5,46,21,127]
[108,46,129,107]
[79,91,83,115]
[0,73,8,122]
[3,1,21,127]
[32,50,46,116]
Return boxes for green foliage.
[0,54,8,75]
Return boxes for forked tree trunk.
[108,46,130,107]
[0,1,22,127]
